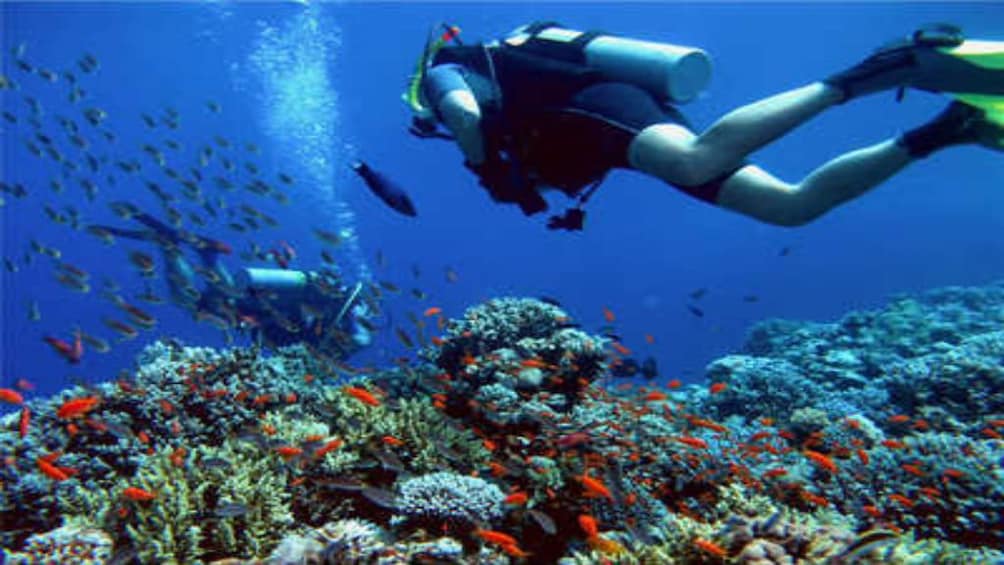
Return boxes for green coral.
[62,439,294,563]
[321,386,489,474]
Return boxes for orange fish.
[19,407,30,438]
[343,386,380,407]
[36,457,70,481]
[676,436,708,450]
[578,474,614,500]
[888,493,914,508]
[644,334,655,344]
[709,382,727,394]
[382,435,405,447]
[642,391,667,402]
[693,538,728,558]
[122,487,157,501]
[880,439,907,450]
[275,446,304,460]
[504,491,529,506]
[423,307,442,317]
[43,330,84,364]
[667,379,682,389]
[56,396,100,419]
[602,307,616,323]
[887,414,911,424]
[804,450,838,474]
[611,341,632,356]
[0,388,24,405]
[314,439,343,458]
[499,543,532,559]
[578,514,599,537]
[475,529,519,547]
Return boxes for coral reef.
[2,289,1003,563]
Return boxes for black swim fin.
[350,160,418,217]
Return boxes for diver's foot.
[899,101,1004,157]
[824,26,965,103]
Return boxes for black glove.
[465,158,548,216]
[547,208,585,231]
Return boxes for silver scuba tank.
[235,268,309,303]
[506,24,712,104]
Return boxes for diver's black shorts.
[523,82,730,203]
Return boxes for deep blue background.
[2,2,1002,402]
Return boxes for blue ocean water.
[2,1,1002,397]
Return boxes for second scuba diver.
[406,22,1004,230]
[93,212,374,360]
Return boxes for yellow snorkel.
[404,23,462,116]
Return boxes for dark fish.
[779,246,791,257]
[371,449,406,473]
[214,502,249,518]
[79,331,111,353]
[313,228,341,245]
[444,267,458,283]
[200,457,232,470]
[640,356,658,380]
[527,509,557,535]
[378,280,400,293]
[140,113,157,128]
[206,100,222,113]
[37,68,58,82]
[686,304,704,318]
[278,172,293,184]
[360,487,397,509]
[742,294,760,303]
[689,287,707,300]
[410,288,427,300]
[350,160,417,217]
[394,327,414,348]
[26,300,40,321]
[314,476,365,491]
[538,296,562,307]
[1,111,15,124]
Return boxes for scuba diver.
[92,212,374,358]
[405,22,1004,230]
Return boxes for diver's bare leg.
[713,139,912,226]
[629,83,842,186]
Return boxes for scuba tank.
[505,22,712,104]
[235,268,309,304]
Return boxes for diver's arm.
[424,64,486,165]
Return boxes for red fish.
[122,487,158,501]
[578,514,599,537]
[36,457,71,481]
[578,474,614,500]
[19,407,30,438]
[804,450,838,474]
[56,396,100,419]
[709,382,727,394]
[343,386,380,407]
[43,330,83,364]
[475,529,519,547]
[0,388,24,405]
[504,491,529,506]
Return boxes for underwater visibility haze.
[1,2,1002,564]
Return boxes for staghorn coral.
[62,438,294,563]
